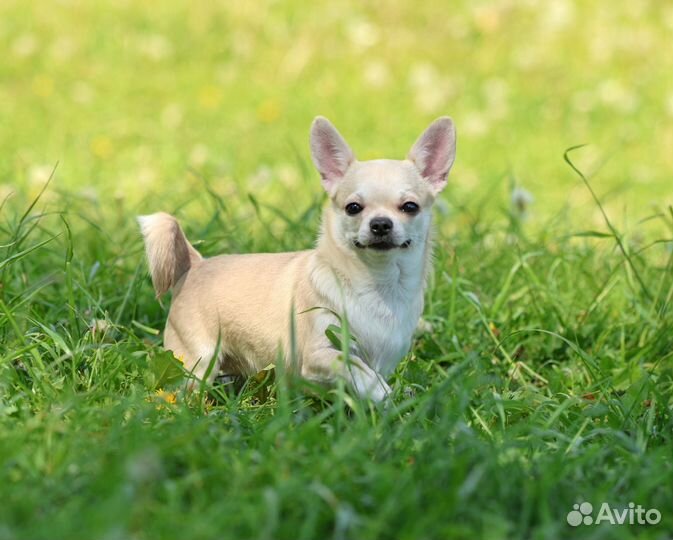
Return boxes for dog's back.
[139,213,316,379]
[167,250,313,379]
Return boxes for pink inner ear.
[409,118,456,193]
[421,128,450,180]
[310,119,354,190]
[318,138,348,180]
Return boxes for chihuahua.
[139,116,456,402]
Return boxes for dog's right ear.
[310,116,355,194]
[408,116,456,195]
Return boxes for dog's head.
[310,116,456,256]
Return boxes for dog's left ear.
[408,117,456,195]
[310,116,355,194]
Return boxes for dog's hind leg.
[164,319,221,387]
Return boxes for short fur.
[139,116,456,401]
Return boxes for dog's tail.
[137,212,202,297]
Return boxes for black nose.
[370,217,393,236]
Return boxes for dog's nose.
[370,217,393,236]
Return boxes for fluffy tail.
[137,213,202,296]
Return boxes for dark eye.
[400,202,420,214]
[345,202,363,215]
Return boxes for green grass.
[2,167,672,539]
[1,2,673,539]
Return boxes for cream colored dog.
[139,116,456,402]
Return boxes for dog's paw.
[357,375,392,404]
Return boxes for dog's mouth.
[354,239,412,251]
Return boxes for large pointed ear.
[408,117,456,195]
[310,116,355,194]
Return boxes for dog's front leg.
[302,346,391,403]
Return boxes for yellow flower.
[90,136,113,160]
[473,6,501,33]
[32,75,54,98]
[155,389,177,404]
[198,85,222,110]
[257,99,280,123]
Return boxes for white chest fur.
[343,281,423,375]
[310,250,427,377]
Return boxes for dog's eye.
[400,202,420,214]
[345,202,363,215]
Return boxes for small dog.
[139,116,456,402]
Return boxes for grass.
[1,1,673,539]
[1,161,672,539]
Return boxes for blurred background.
[1,0,671,234]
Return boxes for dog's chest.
[342,283,423,376]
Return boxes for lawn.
[1,1,672,539]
